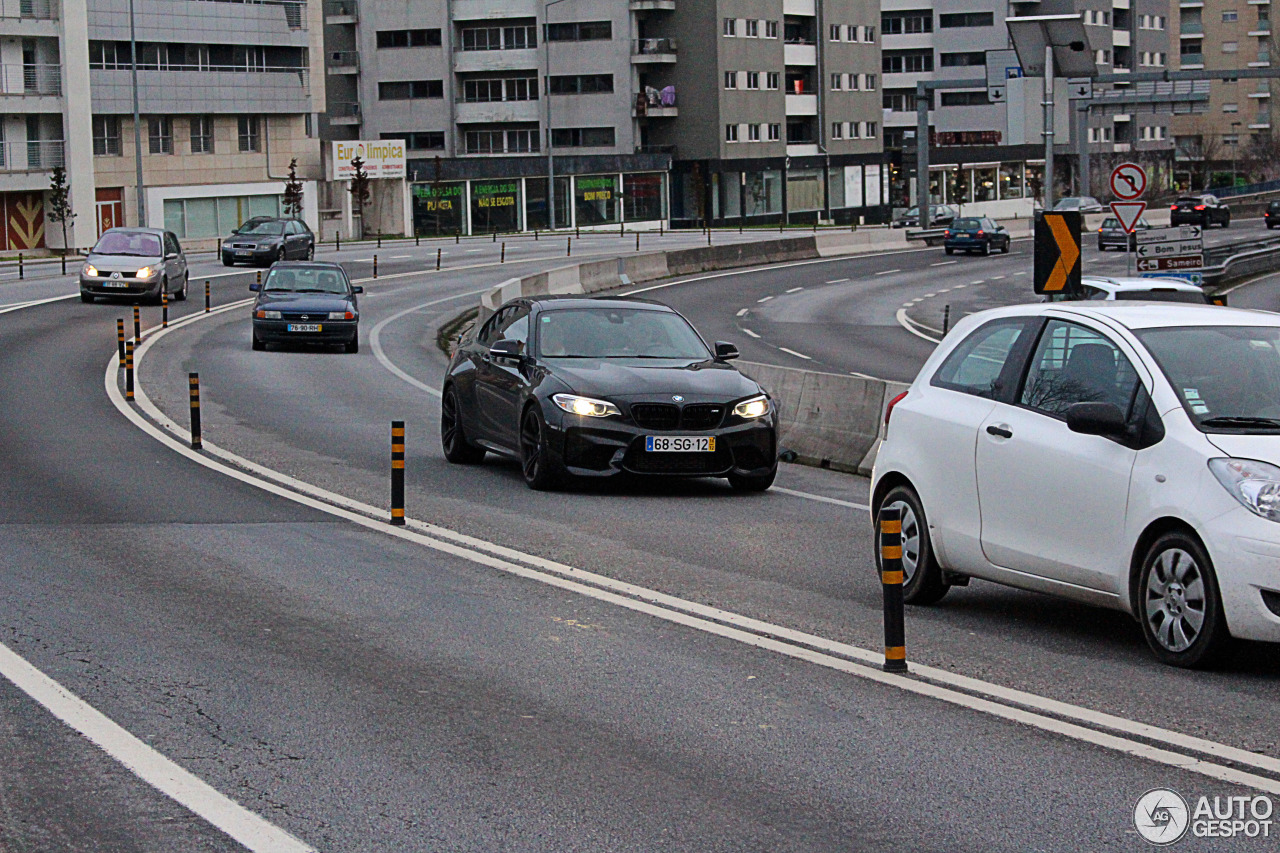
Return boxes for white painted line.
[930,261,957,267]
[0,293,78,315]
[786,287,804,293]
[826,278,850,284]
[735,308,749,317]
[391,254,413,259]
[954,283,968,288]
[742,328,761,338]
[773,487,869,511]
[937,288,951,293]
[355,257,374,262]
[874,269,900,276]
[923,292,936,298]
[368,291,491,399]
[848,371,876,380]
[106,337,1280,797]
[1015,271,1030,276]
[465,249,482,253]
[909,298,923,304]
[778,347,811,360]
[0,644,315,852]
[896,308,942,344]
[992,275,1006,280]
[757,295,773,303]
[969,281,984,285]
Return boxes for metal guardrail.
[1202,234,1280,287]
[905,227,947,245]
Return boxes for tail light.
[1170,204,1178,210]
[944,230,951,237]
[1195,205,1206,211]
[885,391,908,427]
[977,230,985,237]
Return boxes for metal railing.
[91,62,310,88]
[632,38,678,55]
[1207,176,1280,198]
[0,139,65,171]
[323,0,356,17]
[0,64,61,96]
[326,51,359,69]
[17,0,57,19]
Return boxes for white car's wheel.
[876,485,949,605]
[1139,531,1230,668]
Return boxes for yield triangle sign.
[1111,201,1146,233]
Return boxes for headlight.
[256,310,281,319]
[82,263,98,277]
[1209,458,1280,522]
[552,393,620,418]
[135,266,156,279]
[328,311,354,320]
[733,395,771,419]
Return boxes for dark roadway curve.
[0,259,1276,850]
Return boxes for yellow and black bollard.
[501,242,506,263]
[256,269,262,288]
[390,420,405,525]
[116,318,125,363]
[205,281,211,313]
[373,254,378,278]
[566,236,572,257]
[188,373,202,449]
[17,253,23,280]
[880,505,908,673]
[133,305,141,343]
[636,232,641,252]
[162,289,169,328]
[124,340,135,402]
[436,248,442,270]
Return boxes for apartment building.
[323,0,885,234]
[1171,0,1276,188]
[880,0,1174,212]
[0,0,324,252]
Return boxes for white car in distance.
[872,302,1280,667]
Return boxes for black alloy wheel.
[306,243,315,261]
[519,405,561,490]
[441,387,486,464]
[344,333,360,354]
[875,484,950,605]
[728,464,777,493]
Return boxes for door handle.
[985,424,1013,439]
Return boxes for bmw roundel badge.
[672,395,684,402]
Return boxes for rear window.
[1101,218,1120,228]
[1268,202,1280,212]
[951,218,980,230]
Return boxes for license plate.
[103,281,129,288]
[236,250,251,256]
[287,323,321,332]
[646,436,714,453]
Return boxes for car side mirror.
[249,282,261,292]
[714,341,739,360]
[489,339,523,361]
[351,285,364,294]
[166,252,179,260]
[1066,402,1126,437]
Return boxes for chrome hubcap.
[884,500,921,584]
[1144,548,1207,653]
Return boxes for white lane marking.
[742,328,761,338]
[874,269,901,276]
[735,308,749,317]
[954,283,969,288]
[969,280,984,285]
[826,278,850,284]
[778,347,811,360]
[909,298,923,304]
[0,643,315,852]
[465,249,482,253]
[786,287,804,293]
[896,308,942,344]
[108,340,1280,796]
[937,288,951,293]
[1015,271,1029,276]
[992,275,1006,281]
[391,255,413,259]
[930,261,956,267]
[757,295,773,303]
[0,293,78,314]
[923,292,936,298]
[773,487,868,510]
[368,291,491,399]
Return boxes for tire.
[252,332,265,351]
[155,278,167,305]
[519,405,562,490]
[1138,531,1230,668]
[222,256,233,267]
[276,247,286,265]
[80,291,94,303]
[344,334,359,354]
[728,464,777,493]
[441,386,486,464]
[944,247,954,255]
[1000,239,1010,254]
[981,242,991,256]
[173,272,188,301]
[306,243,315,261]
[875,485,949,605]
[1221,213,1231,228]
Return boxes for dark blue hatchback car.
[250,262,362,353]
[943,216,1011,256]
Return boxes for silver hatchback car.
[80,227,189,304]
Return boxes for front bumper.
[253,318,358,345]
[80,274,162,299]
[545,411,778,479]
[1203,506,1280,643]
[1098,234,1134,250]
[223,245,279,265]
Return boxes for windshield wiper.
[1200,416,1280,429]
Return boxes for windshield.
[537,307,711,360]
[240,221,285,236]
[263,267,350,294]
[1136,325,1280,432]
[92,231,162,257]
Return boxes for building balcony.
[329,100,361,125]
[90,68,312,114]
[785,93,817,115]
[632,38,677,62]
[1113,29,1130,46]
[1180,0,1204,6]
[326,51,359,74]
[1249,59,1272,66]
[452,0,538,20]
[454,98,541,124]
[784,43,817,66]
[323,0,356,23]
[0,139,63,172]
[629,0,674,9]
[1112,0,1130,8]
[1249,121,1272,128]
[1249,90,1272,98]
[1250,28,1272,35]
[783,0,816,14]
[634,88,676,117]
[13,0,58,19]
[1180,53,1204,65]
[454,47,538,74]
[0,64,60,97]
[1180,23,1204,35]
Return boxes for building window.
[883,50,933,73]
[378,80,444,100]
[238,116,260,152]
[381,131,445,150]
[864,74,876,90]
[746,71,760,89]
[190,116,213,153]
[863,26,875,42]
[1224,102,1239,112]
[746,19,759,37]
[766,71,780,89]
[882,12,933,34]
[1154,15,1164,28]
[92,116,120,156]
[551,127,615,147]
[748,123,761,141]
[376,29,443,48]
[848,73,859,90]
[460,25,536,51]
[1223,42,1239,53]
[831,122,843,139]
[548,74,612,94]
[830,73,842,90]
[725,124,739,142]
[1154,52,1165,65]
[723,17,736,36]
[148,117,172,154]
[766,20,778,38]
[866,121,877,138]
[724,71,737,89]
[940,52,986,67]
[941,91,988,106]
[939,12,993,28]
[1223,133,1240,146]
[545,21,611,41]
[466,77,539,101]
[1223,10,1239,22]
[465,128,539,154]
[830,24,842,40]
[847,25,859,41]
[767,123,780,141]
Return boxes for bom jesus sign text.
[332,140,406,180]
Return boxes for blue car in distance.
[942,217,1011,256]
[250,261,362,353]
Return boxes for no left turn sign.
[1111,163,1147,200]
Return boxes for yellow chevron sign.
[1034,212,1082,295]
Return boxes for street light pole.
[128,0,144,225]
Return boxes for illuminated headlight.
[82,263,98,277]
[733,395,771,419]
[135,266,156,279]
[328,311,354,320]
[1210,458,1280,522]
[552,393,620,418]
[256,310,281,319]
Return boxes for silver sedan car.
[79,227,189,304]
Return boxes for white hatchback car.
[872,302,1280,667]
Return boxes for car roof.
[522,296,673,311]
[1081,275,1202,293]
[971,301,1275,330]
[101,226,166,236]
[270,261,345,271]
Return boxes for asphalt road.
[2,223,1279,851]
